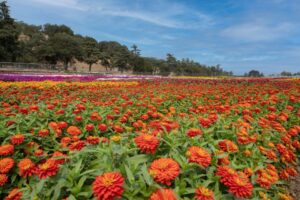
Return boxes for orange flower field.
[0,78,299,200]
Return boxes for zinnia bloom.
[227,176,253,198]
[38,129,49,137]
[98,123,107,132]
[0,157,14,173]
[10,134,25,145]
[67,126,82,136]
[198,117,212,128]
[149,188,177,200]
[186,146,211,168]
[85,123,94,131]
[149,158,180,185]
[216,166,238,186]
[37,159,59,179]
[69,141,86,151]
[134,134,159,154]
[57,121,68,129]
[34,149,44,157]
[52,151,67,165]
[92,172,124,200]
[60,137,72,147]
[111,135,121,142]
[86,136,100,145]
[195,186,214,200]
[256,165,279,189]
[0,144,14,156]
[4,188,22,200]
[0,174,8,186]
[186,128,202,137]
[218,140,238,153]
[18,158,36,177]
[278,192,294,200]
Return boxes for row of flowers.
[0,73,162,81]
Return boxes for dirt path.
[289,166,300,199]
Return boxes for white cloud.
[221,21,293,41]
[98,9,182,28]
[26,0,213,29]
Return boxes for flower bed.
[0,78,299,199]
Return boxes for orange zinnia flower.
[85,123,94,131]
[37,159,59,179]
[57,121,68,129]
[195,186,214,200]
[52,151,67,165]
[149,188,177,200]
[10,134,25,145]
[0,174,8,186]
[134,134,159,154]
[198,117,212,128]
[38,129,49,137]
[87,136,100,145]
[18,158,36,177]
[186,146,211,168]
[0,157,14,173]
[67,126,82,136]
[216,166,238,186]
[256,165,279,189]
[98,123,107,132]
[34,149,44,157]
[0,144,14,156]
[4,188,22,200]
[227,176,253,198]
[149,158,180,185]
[60,136,72,147]
[69,140,86,151]
[92,172,124,200]
[218,140,238,153]
[186,128,202,137]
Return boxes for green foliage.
[81,37,100,71]
[244,70,264,77]
[0,1,19,61]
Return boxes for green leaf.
[141,164,152,185]
[36,179,46,194]
[124,164,135,184]
[68,194,77,200]
[77,176,87,188]
[128,154,149,168]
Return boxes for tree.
[245,70,264,77]
[0,1,19,61]
[131,44,140,56]
[280,71,292,76]
[111,47,131,72]
[43,24,73,36]
[99,52,111,71]
[98,41,131,72]
[0,0,10,20]
[82,37,100,72]
[130,44,146,72]
[165,53,177,74]
[36,33,82,70]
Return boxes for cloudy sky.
[9,0,300,74]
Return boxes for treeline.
[243,70,300,77]
[0,1,232,76]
